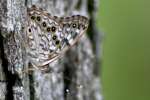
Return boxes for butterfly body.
[26,5,89,67]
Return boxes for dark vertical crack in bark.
[0,32,14,100]
[87,0,95,41]
[25,0,28,6]
[63,63,73,99]
[75,0,82,10]
[87,0,101,76]
[0,30,23,100]
[63,49,79,100]
[29,71,35,100]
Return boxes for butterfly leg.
[22,63,51,74]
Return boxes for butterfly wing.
[26,5,89,67]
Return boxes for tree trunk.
[0,0,102,100]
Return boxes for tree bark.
[0,0,102,100]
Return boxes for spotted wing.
[26,5,89,67]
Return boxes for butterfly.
[25,5,89,68]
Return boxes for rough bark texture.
[0,0,102,100]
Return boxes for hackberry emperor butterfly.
[26,5,89,68]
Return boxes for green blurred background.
[98,0,150,100]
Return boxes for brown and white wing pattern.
[26,5,89,67]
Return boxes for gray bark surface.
[0,0,102,100]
